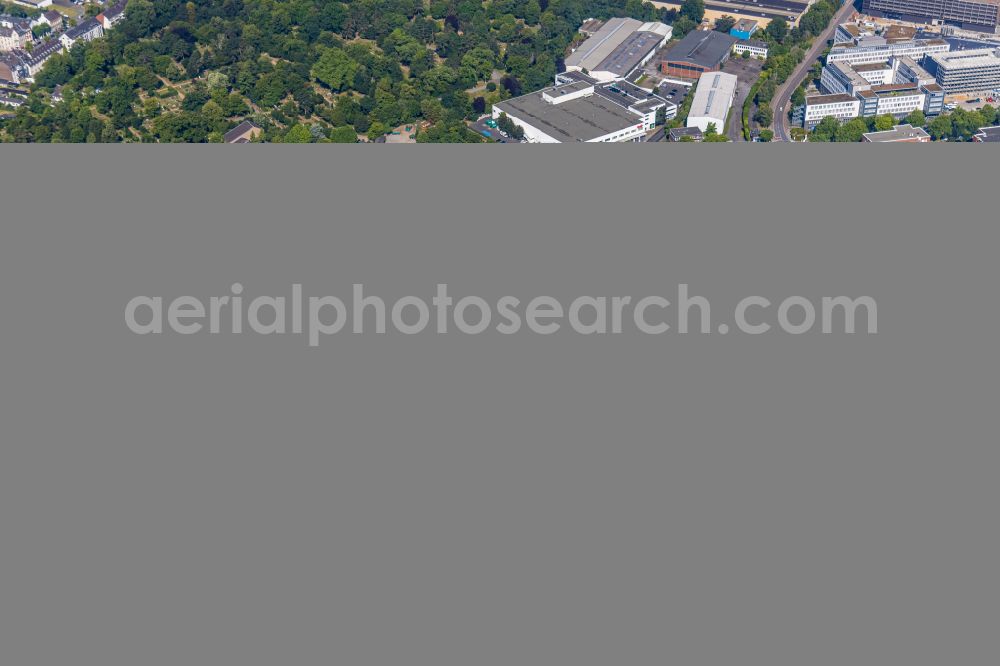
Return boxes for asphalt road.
[771,1,859,142]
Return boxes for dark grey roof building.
[61,18,104,49]
[660,30,738,79]
[973,125,1000,142]
[224,120,263,143]
[668,126,704,141]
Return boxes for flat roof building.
[733,39,769,59]
[834,23,866,45]
[883,25,918,43]
[803,93,862,127]
[821,58,913,93]
[660,30,738,80]
[826,39,950,67]
[973,125,1000,141]
[565,18,672,82]
[807,52,946,127]
[493,74,673,143]
[924,47,1000,93]
[730,19,759,40]
[654,0,811,26]
[863,0,1000,34]
[862,124,931,142]
[686,70,737,132]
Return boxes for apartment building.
[0,25,31,52]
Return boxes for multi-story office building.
[822,61,879,95]
[862,0,1000,34]
[826,39,950,67]
[803,94,863,127]
[803,84,943,127]
[924,48,1000,92]
[856,84,928,117]
[819,55,946,118]
[806,53,945,128]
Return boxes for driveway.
[722,57,765,142]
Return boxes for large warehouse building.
[660,30,737,80]
[685,71,737,133]
[862,0,1000,34]
[565,18,672,82]
[491,73,674,143]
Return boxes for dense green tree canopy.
[2,0,680,142]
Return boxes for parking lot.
[471,116,521,143]
[948,96,1000,112]
[657,82,689,109]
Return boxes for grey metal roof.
[662,31,737,70]
[592,30,663,77]
[565,17,643,71]
[494,86,643,142]
[688,71,737,122]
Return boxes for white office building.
[826,39,950,67]
[803,94,862,127]
[732,40,769,59]
[821,60,894,94]
[858,85,927,117]
[817,54,946,121]
[925,48,1000,94]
